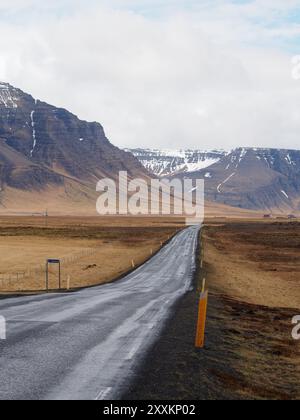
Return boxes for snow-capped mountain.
[184,147,300,213]
[128,147,300,213]
[126,148,226,176]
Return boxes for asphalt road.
[0,225,200,400]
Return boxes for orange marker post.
[195,290,208,348]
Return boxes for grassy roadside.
[123,222,300,400]
[0,217,183,293]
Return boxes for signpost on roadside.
[45,259,61,291]
[45,209,48,227]
[67,275,70,291]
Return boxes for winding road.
[0,225,200,400]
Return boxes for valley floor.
[124,220,300,400]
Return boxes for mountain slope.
[131,147,300,214]
[188,148,300,213]
[0,82,148,214]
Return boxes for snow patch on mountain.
[0,83,18,109]
[126,148,226,176]
[30,110,37,157]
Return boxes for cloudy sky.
[0,0,300,150]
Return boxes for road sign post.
[45,259,61,291]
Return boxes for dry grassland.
[0,216,184,292]
[202,221,300,399]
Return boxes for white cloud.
[0,0,299,150]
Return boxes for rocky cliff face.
[0,83,146,192]
[0,82,148,213]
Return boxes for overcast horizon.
[0,0,300,150]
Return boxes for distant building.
[263,214,272,219]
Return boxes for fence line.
[0,247,99,291]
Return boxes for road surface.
[0,225,200,400]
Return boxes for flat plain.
[0,216,184,292]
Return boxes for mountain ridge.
[128,147,300,213]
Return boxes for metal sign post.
[46,259,61,291]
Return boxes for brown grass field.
[204,220,300,308]
[0,216,184,293]
[201,220,300,399]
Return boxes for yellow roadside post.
[195,278,208,349]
